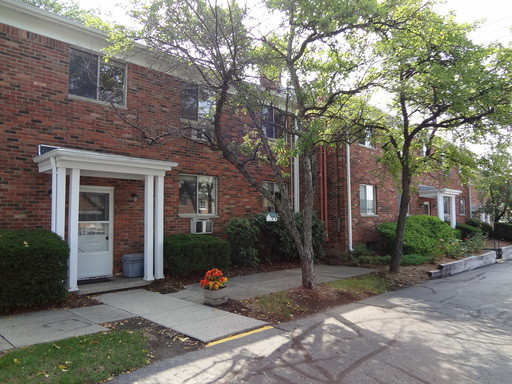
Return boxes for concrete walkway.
[0,265,376,350]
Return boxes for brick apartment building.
[0,0,472,290]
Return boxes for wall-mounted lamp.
[48,189,52,199]
[131,193,138,202]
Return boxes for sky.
[77,0,512,46]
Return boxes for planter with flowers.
[200,268,229,305]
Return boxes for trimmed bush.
[377,215,457,257]
[225,218,260,266]
[466,218,493,236]
[456,222,482,239]
[252,212,325,261]
[164,234,230,276]
[349,253,430,266]
[0,230,69,311]
[493,223,512,242]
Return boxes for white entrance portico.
[34,147,178,291]
[418,185,462,228]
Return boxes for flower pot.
[203,287,228,305]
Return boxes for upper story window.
[180,83,215,121]
[262,106,286,139]
[262,181,282,212]
[459,196,467,215]
[360,184,377,215]
[179,174,217,215]
[359,127,375,148]
[68,48,126,105]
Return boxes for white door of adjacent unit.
[77,187,114,279]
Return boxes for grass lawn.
[0,330,149,384]
[323,274,392,299]
[244,274,393,322]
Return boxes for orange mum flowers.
[199,268,228,290]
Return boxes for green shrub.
[349,252,430,266]
[377,215,457,257]
[225,218,260,266]
[0,230,69,310]
[164,234,230,276]
[401,253,431,266]
[438,238,466,258]
[493,222,512,242]
[466,218,493,236]
[251,212,325,262]
[464,233,486,254]
[456,222,482,239]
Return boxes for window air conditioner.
[191,219,213,234]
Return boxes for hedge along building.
[0,0,292,291]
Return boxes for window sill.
[68,94,126,109]
[360,213,378,217]
[179,214,219,219]
[358,143,376,150]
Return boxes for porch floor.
[77,276,150,295]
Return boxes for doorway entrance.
[77,186,114,279]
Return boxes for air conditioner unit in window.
[191,219,213,234]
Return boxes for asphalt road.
[112,261,512,383]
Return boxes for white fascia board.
[418,187,462,198]
[0,0,159,70]
[34,148,178,178]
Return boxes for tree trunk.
[299,151,316,289]
[390,169,411,274]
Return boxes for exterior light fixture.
[131,193,138,202]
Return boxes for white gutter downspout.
[293,120,300,213]
[50,156,57,233]
[346,143,353,251]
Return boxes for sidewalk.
[0,265,377,350]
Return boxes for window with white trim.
[262,106,285,139]
[68,48,126,105]
[360,184,377,215]
[262,181,282,211]
[180,83,215,140]
[459,196,467,215]
[179,175,217,215]
[359,127,375,148]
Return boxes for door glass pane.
[78,223,109,252]
[79,192,109,222]
[443,196,451,221]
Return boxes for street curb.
[428,251,497,279]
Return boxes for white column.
[437,193,444,222]
[55,166,67,238]
[50,157,57,232]
[67,168,80,291]
[144,175,155,281]
[450,196,457,228]
[154,175,165,279]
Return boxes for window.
[360,184,376,215]
[68,48,125,105]
[179,175,217,215]
[180,83,215,121]
[262,106,285,139]
[262,181,282,211]
[180,83,215,140]
[359,127,375,148]
[443,196,451,222]
[459,196,467,215]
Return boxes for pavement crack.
[335,338,399,382]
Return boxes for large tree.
[353,3,512,272]
[110,0,415,288]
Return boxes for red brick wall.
[0,23,273,273]
[322,143,471,256]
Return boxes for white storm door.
[77,187,114,279]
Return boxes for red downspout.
[319,147,329,241]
